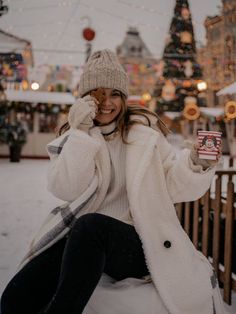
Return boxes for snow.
[5,89,76,105]
[0,159,61,294]
[0,158,235,313]
[200,107,225,117]
[217,81,236,96]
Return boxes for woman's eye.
[111,92,120,97]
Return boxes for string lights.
[117,0,204,27]
[0,45,85,54]
[10,0,78,12]
[0,0,213,44]
[79,1,164,33]
[1,0,234,81]
[0,0,176,63]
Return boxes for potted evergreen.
[0,121,27,162]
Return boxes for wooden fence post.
[193,199,200,248]
[223,176,234,304]
[212,175,222,277]
[176,169,236,304]
[184,202,191,236]
[202,190,210,257]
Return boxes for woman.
[1,49,225,314]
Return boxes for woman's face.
[94,88,123,125]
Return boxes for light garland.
[1,0,202,61]
[54,0,82,48]
[117,0,204,27]
[0,45,84,54]
[11,0,78,12]
[1,0,220,55]
[118,0,170,17]
[79,2,163,33]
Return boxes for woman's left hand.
[190,143,222,169]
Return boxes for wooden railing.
[175,170,236,305]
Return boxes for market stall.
[0,90,75,158]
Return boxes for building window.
[130,46,136,53]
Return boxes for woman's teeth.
[100,109,113,114]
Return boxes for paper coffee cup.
[197,131,222,160]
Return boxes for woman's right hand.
[68,95,98,132]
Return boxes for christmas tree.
[154,0,204,112]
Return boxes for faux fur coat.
[20,124,226,314]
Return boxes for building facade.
[116,27,158,101]
[197,0,236,106]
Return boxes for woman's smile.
[94,88,122,125]
[99,108,114,114]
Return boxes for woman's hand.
[68,95,98,132]
[190,143,222,169]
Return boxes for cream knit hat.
[78,49,129,97]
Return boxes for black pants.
[1,213,149,314]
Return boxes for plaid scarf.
[20,129,101,267]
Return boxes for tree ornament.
[225,101,236,120]
[180,31,192,44]
[184,60,193,78]
[183,98,200,120]
[82,27,96,41]
[155,0,202,113]
[181,8,190,20]
[161,81,176,101]
[182,80,192,88]
[184,96,197,106]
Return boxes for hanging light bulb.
[142,92,151,101]
[197,81,207,91]
[31,82,40,90]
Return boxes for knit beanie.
[78,49,129,97]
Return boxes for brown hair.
[58,93,170,141]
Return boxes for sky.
[0,0,222,66]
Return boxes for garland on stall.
[1,101,70,115]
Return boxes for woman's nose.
[103,95,111,106]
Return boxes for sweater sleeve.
[158,133,216,204]
[46,129,101,202]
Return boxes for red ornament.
[82,27,95,41]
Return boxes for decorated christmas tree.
[154,0,205,112]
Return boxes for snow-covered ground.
[0,160,61,294]
[0,158,235,313]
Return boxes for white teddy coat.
[22,123,226,314]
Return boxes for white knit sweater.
[98,123,133,225]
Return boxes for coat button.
[164,240,171,248]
